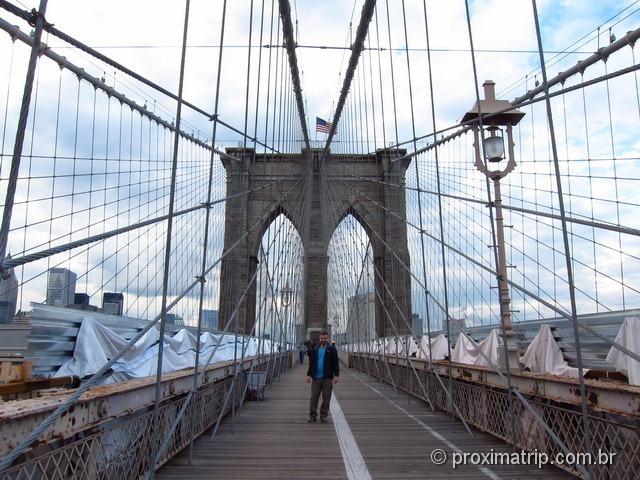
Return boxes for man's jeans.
[309,378,333,419]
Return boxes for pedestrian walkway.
[157,364,573,479]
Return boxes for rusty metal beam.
[0,355,267,458]
[0,376,78,397]
[354,353,640,418]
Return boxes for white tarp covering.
[519,325,581,378]
[401,337,419,356]
[417,334,449,361]
[56,317,265,384]
[606,316,640,386]
[451,329,500,367]
[384,337,397,354]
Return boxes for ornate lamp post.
[463,80,525,371]
[280,284,293,351]
[332,314,340,338]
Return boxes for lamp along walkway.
[157,363,574,479]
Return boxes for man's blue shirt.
[315,345,326,379]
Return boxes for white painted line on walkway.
[347,370,501,480]
[330,392,373,480]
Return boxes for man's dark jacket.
[306,344,340,379]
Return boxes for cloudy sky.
[0,0,638,329]
[12,0,636,146]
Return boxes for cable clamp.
[27,9,51,29]
[200,201,212,209]
[195,275,206,284]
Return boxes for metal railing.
[1,352,291,479]
[349,354,640,480]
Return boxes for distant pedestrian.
[298,344,305,364]
[306,331,339,423]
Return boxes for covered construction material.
[606,316,640,386]
[451,329,500,367]
[519,325,582,377]
[55,317,268,384]
[416,334,449,361]
[403,337,419,356]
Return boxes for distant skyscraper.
[0,258,18,323]
[68,293,98,311]
[102,292,124,315]
[74,293,90,307]
[201,309,218,331]
[0,302,13,324]
[447,317,466,333]
[46,268,77,307]
[165,313,184,326]
[345,292,376,343]
[411,313,423,337]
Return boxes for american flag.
[316,117,333,134]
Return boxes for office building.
[0,259,18,323]
[345,292,376,343]
[74,293,90,307]
[411,313,423,336]
[165,313,184,326]
[201,309,218,331]
[102,292,124,316]
[46,268,77,307]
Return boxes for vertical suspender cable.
[463,0,518,447]
[187,0,228,465]
[253,0,267,152]
[149,1,192,476]
[243,0,255,149]
[322,0,376,158]
[530,1,594,476]
[278,0,310,150]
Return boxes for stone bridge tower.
[218,147,412,339]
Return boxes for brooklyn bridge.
[0,0,638,478]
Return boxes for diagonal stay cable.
[153,171,310,466]
[325,173,589,476]
[0,171,308,472]
[320,167,472,434]
[0,176,298,272]
[347,179,640,366]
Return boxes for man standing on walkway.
[306,331,339,423]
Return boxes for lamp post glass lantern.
[484,127,505,162]
[280,284,293,308]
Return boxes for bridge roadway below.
[157,363,573,479]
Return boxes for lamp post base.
[497,329,521,373]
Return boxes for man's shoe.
[307,417,317,423]
[320,417,328,424]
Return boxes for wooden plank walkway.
[157,364,575,479]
